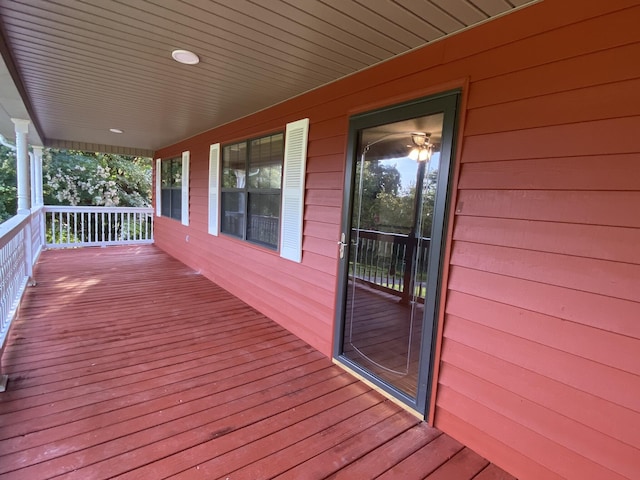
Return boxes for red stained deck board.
[424,447,489,479]
[377,433,464,480]
[0,340,316,424]
[3,320,287,392]
[0,357,335,457]
[0,246,514,479]
[326,424,442,479]
[207,400,399,480]
[274,410,421,480]
[473,464,518,480]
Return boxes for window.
[221,132,284,249]
[160,156,182,221]
[209,118,309,261]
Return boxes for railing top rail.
[353,228,431,243]
[0,213,30,249]
[44,205,154,213]
[353,228,409,240]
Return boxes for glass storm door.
[334,92,459,414]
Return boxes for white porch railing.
[0,207,42,363]
[45,206,154,248]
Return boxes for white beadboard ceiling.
[0,0,537,157]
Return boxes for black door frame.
[333,89,460,416]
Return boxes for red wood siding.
[437,2,640,479]
[154,1,640,479]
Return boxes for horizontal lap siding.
[437,4,640,480]
[154,1,640,478]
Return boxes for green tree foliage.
[354,160,404,232]
[44,150,152,207]
[0,145,17,223]
[354,158,438,236]
[0,147,151,225]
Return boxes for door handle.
[338,232,348,259]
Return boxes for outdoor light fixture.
[109,128,123,134]
[408,132,431,162]
[171,49,200,65]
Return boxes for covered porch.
[0,245,513,479]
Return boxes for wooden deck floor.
[0,245,516,480]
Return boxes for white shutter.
[280,118,309,263]
[181,151,190,226]
[155,158,161,217]
[208,143,220,235]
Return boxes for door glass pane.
[341,113,444,400]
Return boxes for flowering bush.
[44,150,151,207]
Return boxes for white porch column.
[32,146,44,206]
[11,119,31,214]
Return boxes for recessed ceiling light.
[109,128,123,134]
[171,49,200,65]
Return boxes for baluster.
[81,211,85,244]
[57,212,62,244]
[73,211,78,244]
[371,239,376,282]
[382,241,389,289]
[372,237,378,285]
[401,243,407,293]
[363,238,369,281]
[391,243,398,291]
[63,211,68,245]
[49,212,54,245]
[88,211,92,243]
[369,238,375,282]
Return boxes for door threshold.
[332,358,425,421]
